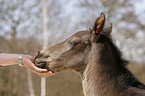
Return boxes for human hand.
[22,55,54,77]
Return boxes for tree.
[76,0,145,63]
[41,0,48,96]
[27,69,35,96]
[0,0,41,96]
[0,0,42,51]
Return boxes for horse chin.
[48,64,67,73]
[51,69,62,73]
[48,66,64,73]
[34,57,66,73]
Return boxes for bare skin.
[0,53,54,77]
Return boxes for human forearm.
[0,53,54,77]
[0,53,19,66]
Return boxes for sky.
[134,0,145,24]
[62,0,145,25]
[135,0,145,13]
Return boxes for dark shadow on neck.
[96,35,145,90]
[99,35,128,67]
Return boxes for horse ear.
[91,12,106,42]
[93,12,105,33]
[103,23,113,35]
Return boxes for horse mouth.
[34,53,54,73]
[34,52,64,73]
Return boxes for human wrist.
[18,54,24,66]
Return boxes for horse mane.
[99,31,129,66]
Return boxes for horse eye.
[85,40,91,46]
[44,55,49,58]
[68,41,75,46]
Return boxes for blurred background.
[0,0,145,96]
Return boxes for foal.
[35,13,145,96]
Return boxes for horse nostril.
[34,51,43,59]
[44,55,49,58]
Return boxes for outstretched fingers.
[28,63,54,77]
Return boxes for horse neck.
[81,43,127,96]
